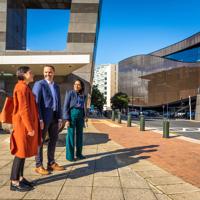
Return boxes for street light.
[167,103,169,119]
[162,104,165,119]
[131,86,133,110]
[189,95,192,120]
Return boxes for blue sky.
[27,0,200,65]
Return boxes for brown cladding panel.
[71,3,99,13]
[22,0,71,9]
[67,32,95,43]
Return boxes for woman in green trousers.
[63,79,87,161]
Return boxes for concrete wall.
[195,94,200,120]
[0,0,7,51]
[0,0,102,99]
[67,0,102,85]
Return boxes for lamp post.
[167,103,169,119]
[131,86,133,111]
[162,104,165,119]
[189,95,192,120]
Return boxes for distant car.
[186,111,195,119]
[142,110,159,117]
[128,111,139,118]
[163,112,175,119]
[174,112,186,119]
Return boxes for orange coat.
[10,80,41,158]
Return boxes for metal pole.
[167,103,169,119]
[189,96,192,120]
[162,105,164,119]
[131,86,133,110]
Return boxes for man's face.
[43,66,55,82]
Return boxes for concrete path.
[0,120,199,199]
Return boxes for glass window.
[164,45,200,63]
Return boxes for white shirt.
[45,79,57,111]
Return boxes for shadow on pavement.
[56,132,110,147]
[33,144,158,186]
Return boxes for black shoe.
[20,178,34,187]
[10,182,33,192]
[76,155,86,160]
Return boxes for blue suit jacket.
[32,79,62,124]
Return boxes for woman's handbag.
[0,96,14,124]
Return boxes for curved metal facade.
[119,32,200,107]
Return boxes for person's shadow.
[33,144,158,186]
[56,132,110,147]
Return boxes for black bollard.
[163,119,169,138]
[140,115,145,131]
[118,112,121,124]
[112,110,115,121]
[127,113,131,127]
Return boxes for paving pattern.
[0,120,200,199]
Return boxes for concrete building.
[93,64,118,109]
[118,32,200,119]
[0,0,102,102]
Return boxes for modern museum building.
[118,32,200,120]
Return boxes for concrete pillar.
[0,0,7,51]
[195,94,200,120]
[67,0,102,85]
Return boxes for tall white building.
[93,64,118,109]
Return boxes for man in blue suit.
[33,65,64,175]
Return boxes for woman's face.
[24,70,34,83]
[74,81,82,92]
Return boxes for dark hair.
[74,79,85,94]
[44,65,55,72]
[16,66,30,80]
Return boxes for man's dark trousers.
[35,114,58,167]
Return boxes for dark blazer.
[63,90,87,120]
[32,79,62,124]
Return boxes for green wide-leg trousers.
[66,108,84,161]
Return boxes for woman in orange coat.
[10,66,41,192]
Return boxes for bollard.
[118,112,121,124]
[163,120,169,138]
[111,110,115,121]
[140,115,145,131]
[127,113,131,127]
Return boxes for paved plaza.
[0,119,200,199]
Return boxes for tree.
[111,92,129,111]
[91,85,106,112]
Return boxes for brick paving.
[91,119,200,188]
